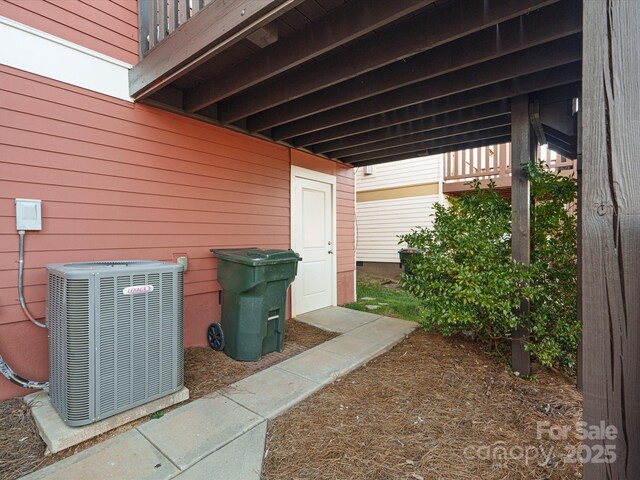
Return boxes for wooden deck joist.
[270,35,581,140]
[292,64,581,149]
[245,0,581,131]
[349,135,515,167]
[311,101,513,154]
[182,0,436,113]
[346,126,512,165]
[326,115,512,159]
[213,0,563,122]
[131,0,581,170]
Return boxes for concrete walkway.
[22,307,416,480]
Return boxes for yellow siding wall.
[355,155,443,263]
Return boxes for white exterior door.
[291,170,335,315]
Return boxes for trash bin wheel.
[207,323,225,351]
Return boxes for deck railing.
[138,0,209,57]
[443,143,576,188]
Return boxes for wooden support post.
[575,102,582,392]
[582,2,640,478]
[510,95,532,377]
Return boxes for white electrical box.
[15,199,42,231]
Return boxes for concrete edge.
[293,314,384,333]
[25,387,190,454]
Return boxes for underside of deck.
[130,0,580,166]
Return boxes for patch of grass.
[343,277,422,322]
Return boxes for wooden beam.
[330,116,511,159]
[245,0,581,130]
[582,2,640,478]
[270,36,581,140]
[540,100,577,136]
[129,0,303,98]
[533,83,581,105]
[290,63,581,147]
[218,0,561,122]
[510,95,532,377]
[347,135,512,167]
[529,100,547,145]
[545,140,576,159]
[314,100,511,154]
[346,127,512,164]
[543,125,577,147]
[183,0,435,113]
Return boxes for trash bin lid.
[210,248,302,266]
[398,247,423,254]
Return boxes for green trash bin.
[398,247,423,276]
[209,248,301,361]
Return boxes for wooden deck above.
[129,0,582,164]
[443,143,577,197]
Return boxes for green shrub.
[400,162,578,370]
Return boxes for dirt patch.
[263,330,583,480]
[0,318,335,480]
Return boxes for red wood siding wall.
[0,0,138,64]
[0,65,354,400]
[291,150,356,305]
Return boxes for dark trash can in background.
[209,248,301,361]
[398,247,423,277]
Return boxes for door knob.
[328,250,333,254]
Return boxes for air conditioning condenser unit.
[47,260,184,426]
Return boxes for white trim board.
[290,165,338,316]
[0,16,133,101]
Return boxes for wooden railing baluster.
[443,143,578,191]
[192,0,205,14]
[158,0,167,41]
[148,0,158,50]
[179,0,189,24]
[140,0,210,56]
[138,0,150,59]
[168,0,179,33]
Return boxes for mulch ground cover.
[0,319,336,480]
[263,329,583,480]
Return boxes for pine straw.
[284,317,338,348]
[0,400,47,480]
[263,330,583,480]
[185,319,337,399]
[0,319,335,479]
